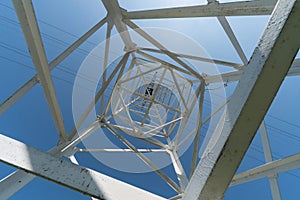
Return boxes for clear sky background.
[1,0,300,199]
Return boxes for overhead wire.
[268,114,300,129]
[0,13,128,95]
[2,0,300,185]
[0,4,124,94]
[3,9,296,158]
[0,41,102,87]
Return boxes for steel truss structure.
[0,0,300,199]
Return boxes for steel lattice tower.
[0,0,300,200]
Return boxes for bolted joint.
[124,43,138,52]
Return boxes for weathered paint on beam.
[0,134,166,200]
[123,0,276,20]
[183,0,300,199]
[0,120,100,199]
[231,152,300,186]
[205,58,300,84]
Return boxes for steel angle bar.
[0,17,107,115]
[217,16,248,65]
[136,50,195,78]
[205,58,300,84]
[231,152,300,186]
[100,21,113,114]
[182,0,300,198]
[167,150,189,190]
[76,148,166,153]
[103,55,133,116]
[68,52,130,140]
[13,0,67,141]
[190,83,205,178]
[102,0,136,50]
[140,47,243,69]
[0,134,166,200]
[259,121,282,200]
[0,120,100,199]
[122,0,276,19]
[125,21,203,81]
[103,120,182,193]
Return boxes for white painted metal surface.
[259,121,282,200]
[102,0,136,50]
[67,52,129,140]
[123,0,276,19]
[1,0,300,199]
[205,58,300,84]
[13,0,67,141]
[0,120,100,199]
[231,152,300,186]
[0,17,106,116]
[0,134,166,200]
[217,16,248,65]
[182,0,300,199]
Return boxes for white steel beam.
[231,152,300,186]
[67,52,129,140]
[0,134,166,200]
[217,16,248,65]
[104,57,132,116]
[123,0,276,20]
[68,155,99,200]
[167,150,189,190]
[208,0,247,65]
[68,156,99,200]
[125,20,204,81]
[101,0,136,51]
[0,77,38,115]
[204,70,243,84]
[204,58,300,84]
[190,83,205,178]
[0,171,35,200]
[0,120,100,199]
[259,121,282,200]
[182,0,300,199]
[12,0,67,140]
[100,21,113,114]
[136,50,195,78]
[140,47,243,69]
[103,120,182,193]
[287,58,300,76]
[77,148,166,153]
[0,17,107,116]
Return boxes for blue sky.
[1,0,300,199]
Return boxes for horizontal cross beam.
[123,0,276,20]
[0,134,166,200]
[182,0,300,199]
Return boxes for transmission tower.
[0,0,300,200]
